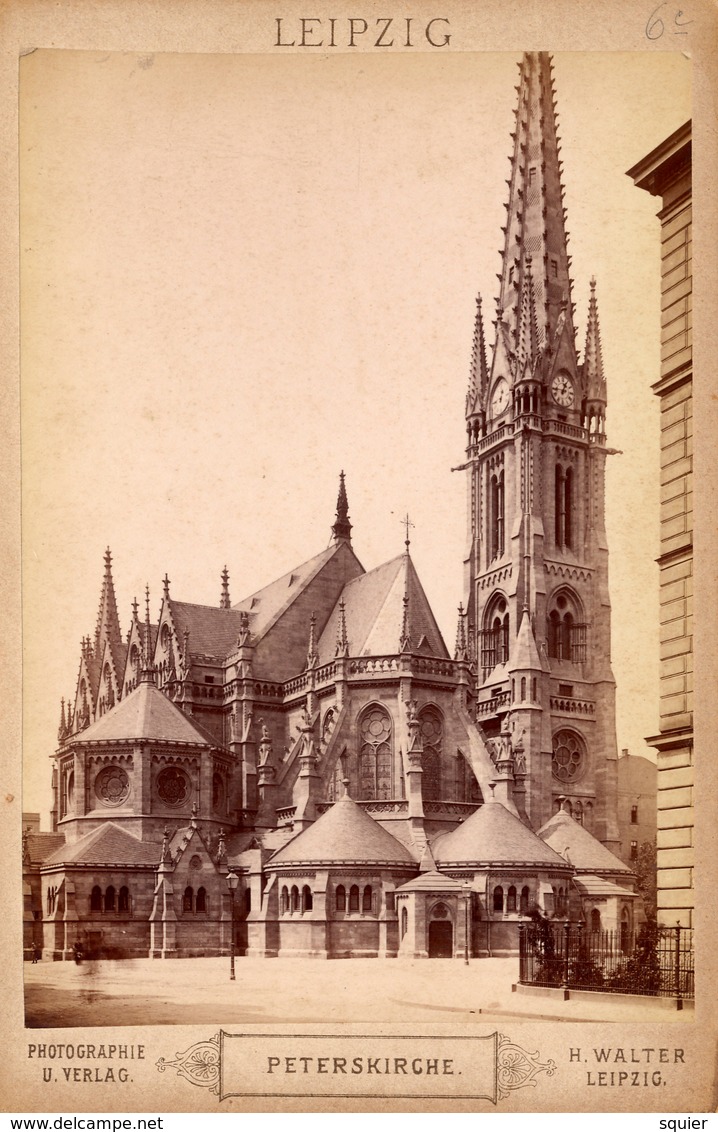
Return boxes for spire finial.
[401,513,414,554]
[162,573,170,600]
[306,611,318,670]
[466,294,489,419]
[220,565,231,609]
[400,565,412,654]
[583,275,606,407]
[58,698,67,742]
[454,602,468,661]
[335,597,349,657]
[331,470,352,543]
[131,596,139,621]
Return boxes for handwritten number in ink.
[646,2,693,38]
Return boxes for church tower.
[463,52,619,848]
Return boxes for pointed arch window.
[90,886,102,913]
[183,886,194,913]
[489,470,505,561]
[104,885,116,912]
[302,885,313,913]
[547,591,586,663]
[481,595,509,673]
[290,885,299,913]
[358,706,393,800]
[196,887,207,913]
[280,886,289,915]
[401,906,408,939]
[520,886,530,914]
[507,886,517,912]
[362,885,373,913]
[419,707,443,803]
[118,886,130,913]
[349,885,360,912]
[493,886,504,913]
[335,884,346,913]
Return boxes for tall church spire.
[583,278,606,402]
[495,52,577,375]
[331,471,352,543]
[466,294,489,419]
[93,547,124,675]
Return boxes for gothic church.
[24,52,639,961]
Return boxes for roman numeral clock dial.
[551,373,575,407]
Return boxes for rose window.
[360,709,391,747]
[157,766,190,806]
[95,766,130,807]
[551,730,585,782]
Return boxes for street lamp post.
[226,870,239,981]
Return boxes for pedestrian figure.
[32,942,40,963]
[73,941,83,964]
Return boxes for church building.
[24,52,639,962]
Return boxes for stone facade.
[628,122,693,929]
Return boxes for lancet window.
[419,707,443,803]
[357,706,393,800]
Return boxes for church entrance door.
[428,920,453,958]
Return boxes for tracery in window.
[547,589,586,663]
[551,730,586,783]
[419,707,443,803]
[358,706,393,800]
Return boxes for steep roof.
[433,801,569,868]
[43,822,161,867]
[67,680,217,747]
[167,600,245,658]
[317,552,449,663]
[25,832,66,867]
[234,544,355,640]
[267,796,418,868]
[537,810,633,874]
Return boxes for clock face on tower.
[491,379,509,416]
[551,373,575,407]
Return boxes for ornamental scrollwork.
[496,1033,556,1099]
[156,1032,220,1095]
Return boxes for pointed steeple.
[331,471,352,543]
[93,547,124,673]
[454,602,468,662]
[466,294,489,419]
[220,566,231,609]
[583,277,606,405]
[58,698,67,743]
[495,53,578,372]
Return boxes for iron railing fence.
[518,921,694,1000]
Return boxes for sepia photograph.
[5,3,716,1111]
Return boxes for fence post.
[518,922,525,984]
[563,920,571,988]
[674,922,681,999]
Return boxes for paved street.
[24,956,691,1028]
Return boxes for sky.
[20,49,691,820]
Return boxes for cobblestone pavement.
[24,956,692,1028]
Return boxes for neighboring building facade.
[25,53,637,961]
[615,748,657,868]
[628,123,693,929]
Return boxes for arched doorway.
[428,903,453,957]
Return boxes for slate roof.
[572,874,636,898]
[25,833,66,867]
[68,680,217,747]
[537,810,633,874]
[167,600,245,658]
[43,822,162,867]
[234,545,347,641]
[317,552,449,663]
[267,796,418,868]
[395,871,466,894]
[433,801,570,868]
